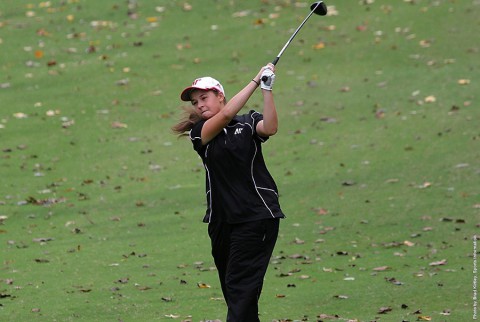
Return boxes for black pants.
[208,218,280,322]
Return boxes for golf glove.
[261,68,275,91]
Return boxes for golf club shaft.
[261,2,322,82]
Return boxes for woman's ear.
[217,91,226,104]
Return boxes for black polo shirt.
[190,110,285,224]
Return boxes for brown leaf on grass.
[111,121,128,129]
[34,258,50,263]
[313,207,329,215]
[440,217,453,222]
[164,314,180,318]
[197,282,210,289]
[13,112,28,119]
[417,316,432,321]
[429,259,447,266]
[378,306,392,314]
[418,182,432,189]
[135,285,152,291]
[385,277,404,285]
[373,266,390,271]
[317,313,340,319]
[34,50,44,58]
[319,226,335,234]
[404,240,415,247]
[278,272,293,277]
[27,196,67,206]
[334,294,349,299]
[440,309,451,316]
[232,10,250,18]
[288,253,305,259]
[79,288,92,293]
[32,237,54,243]
[313,41,325,50]
[424,95,436,103]
[293,237,305,244]
[254,18,266,26]
[356,24,368,32]
[116,277,129,284]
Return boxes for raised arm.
[256,64,278,137]
[200,66,269,145]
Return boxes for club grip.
[261,57,279,82]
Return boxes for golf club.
[262,1,327,81]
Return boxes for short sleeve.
[189,120,207,153]
[249,110,269,142]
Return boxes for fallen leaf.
[313,42,325,49]
[403,240,415,247]
[419,182,432,189]
[356,24,367,32]
[440,309,451,316]
[378,306,392,314]
[254,18,265,26]
[137,286,152,291]
[385,277,403,285]
[334,294,349,299]
[373,266,390,271]
[419,39,431,48]
[232,10,250,18]
[197,283,210,289]
[34,50,44,58]
[314,208,328,216]
[111,121,128,129]
[116,277,129,284]
[317,314,340,319]
[293,237,305,244]
[32,237,54,243]
[429,259,447,266]
[13,112,28,119]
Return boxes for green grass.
[1,0,479,321]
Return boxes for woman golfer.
[173,63,285,321]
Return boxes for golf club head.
[311,1,328,16]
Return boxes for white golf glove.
[260,67,275,91]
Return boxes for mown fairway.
[0,1,479,321]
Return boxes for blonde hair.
[171,106,203,136]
